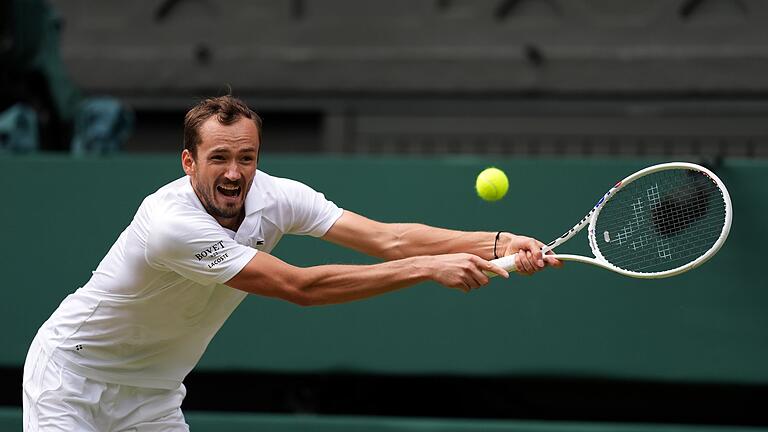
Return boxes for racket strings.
[600,218,725,271]
[599,188,724,270]
[593,169,727,273]
[601,200,725,270]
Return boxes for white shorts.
[22,337,189,432]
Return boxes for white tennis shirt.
[37,171,343,390]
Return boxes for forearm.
[227,252,433,306]
[322,211,517,263]
[382,223,505,261]
[227,244,512,306]
[291,257,430,306]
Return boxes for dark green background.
[2,156,765,384]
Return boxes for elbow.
[383,245,406,261]
[281,280,327,307]
[287,292,333,307]
[286,291,318,307]
[378,230,406,261]
[350,222,405,261]
[278,267,342,307]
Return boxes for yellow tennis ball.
[475,167,509,201]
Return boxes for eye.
[210,154,225,161]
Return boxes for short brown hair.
[183,95,263,157]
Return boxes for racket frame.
[492,162,732,279]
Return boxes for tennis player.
[23,95,559,431]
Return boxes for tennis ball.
[475,167,509,201]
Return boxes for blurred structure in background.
[0,104,38,153]
[1,0,80,151]
[40,0,768,158]
[1,0,132,155]
[71,96,134,155]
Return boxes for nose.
[224,161,241,182]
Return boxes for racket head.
[587,162,732,278]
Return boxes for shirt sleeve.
[277,178,344,237]
[145,206,257,285]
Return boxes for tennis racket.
[489,162,732,279]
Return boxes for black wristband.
[493,231,505,259]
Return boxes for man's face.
[182,116,260,228]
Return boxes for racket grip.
[486,253,518,277]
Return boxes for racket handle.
[486,253,518,277]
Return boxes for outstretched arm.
[225,250,509,306]
[321,211,560,274]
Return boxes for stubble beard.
[197,185,242,219]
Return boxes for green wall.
[2,156,766,384]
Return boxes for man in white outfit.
[22,95,559,431]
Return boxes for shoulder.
[143,178,224,256]
[129,176,197,236]
[255,170,307,193]
[143,176,206,220]
[254,171,342,236]
[255,170,323,204]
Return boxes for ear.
[181,149,196,176]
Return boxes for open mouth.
[216,184,241,198]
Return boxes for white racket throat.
[488,162,732,279]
